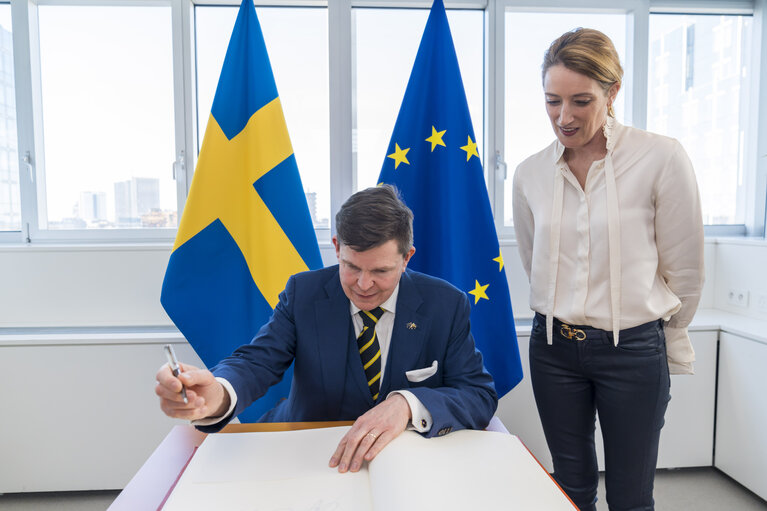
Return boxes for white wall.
[0,236,763,491]
[0,242,531,329]
[0,237,724,330]
[711,239,767,320]
[0,336,203,492]
[700,240,717,309]
[0,245,174,328]
[0,244,339,328]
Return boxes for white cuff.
[388,390,432,433]
[664,325,695,375]
[191,377,238,427]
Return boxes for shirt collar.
[350,282,400,316]
[553,139,566,166]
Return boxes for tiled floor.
[0,467,765,510]
[0,490,119,511]
[598,468,767,510]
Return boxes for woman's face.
[543,64,617,152]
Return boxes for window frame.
[492,0,648,240]
[0,0,764,245]
[494,0,765,239]
[10,0,189,243]
[648,1,765,237]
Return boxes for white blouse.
[512,117,705,374]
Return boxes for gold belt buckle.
[560,323,586,341]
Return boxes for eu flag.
[161,0,322,422]
[378,0,522,395]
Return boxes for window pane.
[354,8,484,191]
[0,5,20,232]
[648,14,752,225]
[37,5,176,230]
[195,6,330,229]
[504,12,627,226]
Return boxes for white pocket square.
[406,360,438,382]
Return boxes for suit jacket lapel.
[315,271,356,419]
[380,271,427,399]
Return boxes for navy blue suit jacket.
[201,266,497,437]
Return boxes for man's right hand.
[155,363,230,421]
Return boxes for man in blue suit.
[156,185,497,473]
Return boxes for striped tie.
[357,307,385,401]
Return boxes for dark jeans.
[530,313,671,511]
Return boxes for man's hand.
[328,393,410,473]
[155,362,230,421]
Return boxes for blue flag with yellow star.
[378,0,522,396]
[161,0,322,422]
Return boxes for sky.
[35,5,176,225]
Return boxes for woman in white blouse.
[513,28,704,511]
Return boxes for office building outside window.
[0,6,19,232]
[648,14,752,225]
[36,5,177,230]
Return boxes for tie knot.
[359,307,385,327]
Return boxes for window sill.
[0,242,173,253]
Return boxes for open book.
[162,426,574,510]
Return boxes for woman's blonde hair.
[542,28,623,117]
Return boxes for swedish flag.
[161,0,322,422]
[378,0,522,395]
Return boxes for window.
[0,1,764,243]
[648,14,753,226]
[503,11,627,227]
[353,8,484,192]
[195,6,330,229]
[36,5,176,230]
[0,4,19,232]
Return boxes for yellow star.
[387,143,410,169]
[468,280,490,304]
[460,136,479,162]
[425,126,447,152]
[493,250,504,271]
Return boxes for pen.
[164,344,188,404]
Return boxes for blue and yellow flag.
[161,0,322,422]
[378,0,522,396]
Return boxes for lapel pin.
[406,322,417,330]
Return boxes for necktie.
[357,307,385,401]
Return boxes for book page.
[368,430,575,510]
[162,426,574,511]
[162,426,372,511]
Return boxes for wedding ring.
[366,432,377,440]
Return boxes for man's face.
[333,237,415,311]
